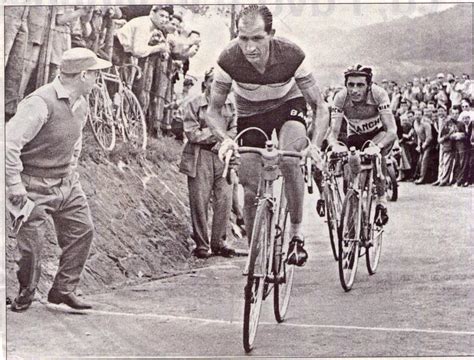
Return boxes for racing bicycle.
[87,64,147,151]
[222,128,310,353]
[337,142,384,291]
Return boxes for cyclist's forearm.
[312,104,329,147]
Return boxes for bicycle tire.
[324,184,339,261]
[121,87,147,150]
[273,191,294,323]
[337,189,360,292]
[88,84,116,151]
[243,201,270,353]
[366,189,383,274]
[386,167,398,202]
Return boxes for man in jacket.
[179,68,237,258]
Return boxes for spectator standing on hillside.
[459,99,474,185]
[414,108,435,184]
[398,111,417,181]
[179,68,237,259]
[4,6,29,121]
[114,5,173,133]
[18,6,51,100]
[6,48,112,312]
[450,105,469,186]
[49,7,94,82]
[436,110,457,186]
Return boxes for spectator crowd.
[4,5,201,138]
[323,73,474,187]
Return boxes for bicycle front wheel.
[338,189,360,291]
[121,88,147,150]
[243,202,271,353]
[366,191,383,274]
[88,84,116,151]
[324,183,340,261]
[273,201,294,323]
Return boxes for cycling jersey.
[331,84,392,137]
[214,37,315,118]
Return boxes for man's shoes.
[432,181,440,186]
[47,290,92,310]
[287,236,308,267]
[11,288,35,312]
[415,179,426,185]
[193,248,211,259]
[212,245,236,258]
[374,204,389,226]
[439,182,449,187]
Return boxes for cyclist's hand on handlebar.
[365,144,382,156]
[218,138,238,162]
[307,144,323,169]
[329,143,347,154]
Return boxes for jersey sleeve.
[213,64,233,94]
[294,57,316,90]
[331,89,346,115]
[372,85,392,115]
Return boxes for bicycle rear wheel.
[88,84,116,151]
[243,202,270,353]
[338,189,360,292]
[121,87,147,150]
[366,190,383,274]
[273,192,294,323]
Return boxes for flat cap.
[60,48,112,74]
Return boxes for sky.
[183,3,457,83]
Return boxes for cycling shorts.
[347,128,386,151]
[237,97,307,148]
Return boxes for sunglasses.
[347,82,367,88]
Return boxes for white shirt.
[115,16,165,58]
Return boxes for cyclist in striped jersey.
[206,5,329,266]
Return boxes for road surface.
[6,182,474,358]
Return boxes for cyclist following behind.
[328,65,397,226]
[206,5,329,266]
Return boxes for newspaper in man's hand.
[6,197,35,235]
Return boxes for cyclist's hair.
[343,64,373,86]
[236,5,273,34]
[151,5,174,16]
[451,105,462,113]
[172,14,183,22]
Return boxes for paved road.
[6,183,474,358]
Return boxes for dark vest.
[20,83,87,178]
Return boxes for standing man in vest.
[6,48,112,312]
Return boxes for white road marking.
[84,308,474,336]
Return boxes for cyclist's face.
[346,76,368,103]
[237,15,272,66]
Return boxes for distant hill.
[311,4,473,86]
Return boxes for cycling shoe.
[287,236,308,267]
